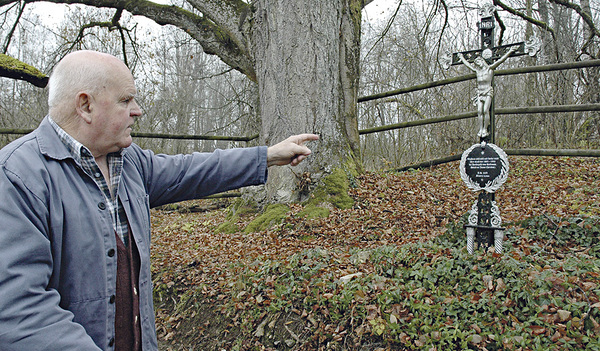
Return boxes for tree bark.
[251,0,362,203]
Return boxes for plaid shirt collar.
[47,116,125,169]
[48,116,129,246]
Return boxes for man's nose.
[131,100,142,117]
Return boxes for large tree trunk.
[251,0,362,203]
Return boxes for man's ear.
[75,92,93,124]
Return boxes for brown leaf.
[550,330,562,342]
[529,325,546,335]
[556,310,571,323]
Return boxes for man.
[0,50,318,350]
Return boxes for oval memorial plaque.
[460,142,509,193]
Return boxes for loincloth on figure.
[471,86,493,106]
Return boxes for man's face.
[89,68,141,155]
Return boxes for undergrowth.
[155,214,600,350]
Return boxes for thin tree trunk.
[580,0,600,140]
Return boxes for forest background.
[1,0,600,350]
[1,0,598,169]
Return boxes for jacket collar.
[36,116,74,162]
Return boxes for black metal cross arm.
[449,42,524,67]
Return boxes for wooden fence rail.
[359,104,600,135]
[361,59,600,171]
[358,59,600,102]
[395,149,600,172]
[0,128,259,142]
[4,60,598,142]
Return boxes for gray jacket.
[0,117,267,350]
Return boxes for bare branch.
[493,9,506,46]
[494,0,556,41]
[2,1,25,54]
[363,0,375,8]
[435,0,449,70]
[186,0,250,52]
[363,0,403,60]
[9,0,256,80]
[550,0,600,38]
[68,20,118,51]
[579,32,597,60]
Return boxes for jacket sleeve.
[127,145,268,208]
[0,166,101,351]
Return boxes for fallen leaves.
[150,156,600,350]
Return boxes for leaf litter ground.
[151,157,600,350]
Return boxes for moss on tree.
[243,204,290,233]
[0,54,48,87]
[305,158,358,210]
[215,199,260,234]
[294,158,359,220]
[215,221,240,235]
[218,157,359,231]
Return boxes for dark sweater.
[114,228,142,351]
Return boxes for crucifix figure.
[442,2,540,141]
[457,46,518,138]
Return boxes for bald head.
[48,51,132,125]
[46,50,141,157]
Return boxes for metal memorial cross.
[442,3,540,254]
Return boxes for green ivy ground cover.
[211,214,600,350]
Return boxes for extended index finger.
[291,133,320,146]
